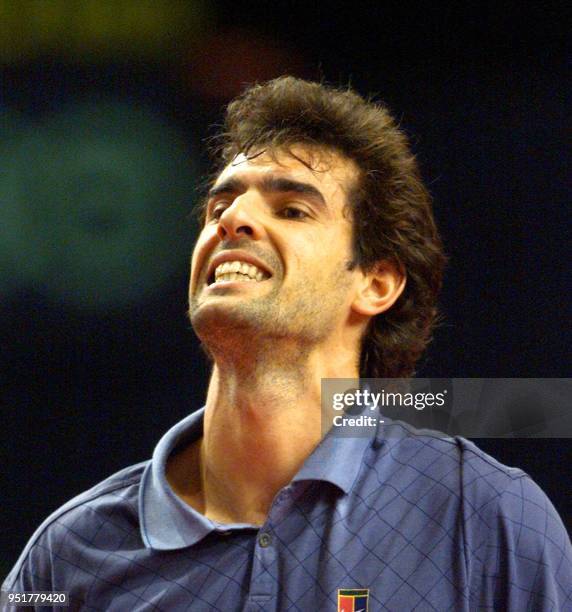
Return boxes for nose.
[216,195,264,241]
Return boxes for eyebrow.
[207,175,327,207]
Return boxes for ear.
[351,260,406,317]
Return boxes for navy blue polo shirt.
[3,408,572,611]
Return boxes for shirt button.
[258,533,272,548]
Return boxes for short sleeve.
[1,534,55,611]
[470,474,572,610]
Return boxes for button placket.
[258,532,272,547]
[248,528,277,603]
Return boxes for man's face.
[188,146,363,351]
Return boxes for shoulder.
[373,420,568,539]
[384,423,572,610]
[371,421,572,608]
[373,419,538,497]
[369,420,528,505]
[360,421,534,545]
[458,442,572,609]
[2,461,148,592]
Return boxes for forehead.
[214,146,360,197]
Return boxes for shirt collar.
[139,407,377,550]
[139,408,213,550]
[292,423,375,493]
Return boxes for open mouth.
[207,260,272,286]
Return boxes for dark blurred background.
[1,1,570,576]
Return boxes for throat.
[194,370,324,524]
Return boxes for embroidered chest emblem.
[337,588,369,612]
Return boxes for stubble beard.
[190,287,316,355]
[188,272,348,362]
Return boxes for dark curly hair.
[206,76,446,378]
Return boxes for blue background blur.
[1,1,570,574]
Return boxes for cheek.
[190,243,202,275]
[295,228,352,269]
[189,228,216,287]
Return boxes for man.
[3,77,571,611]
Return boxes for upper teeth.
[213,260,268,283]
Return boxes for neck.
[171,336,359,525]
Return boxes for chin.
[190,300,261,339]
